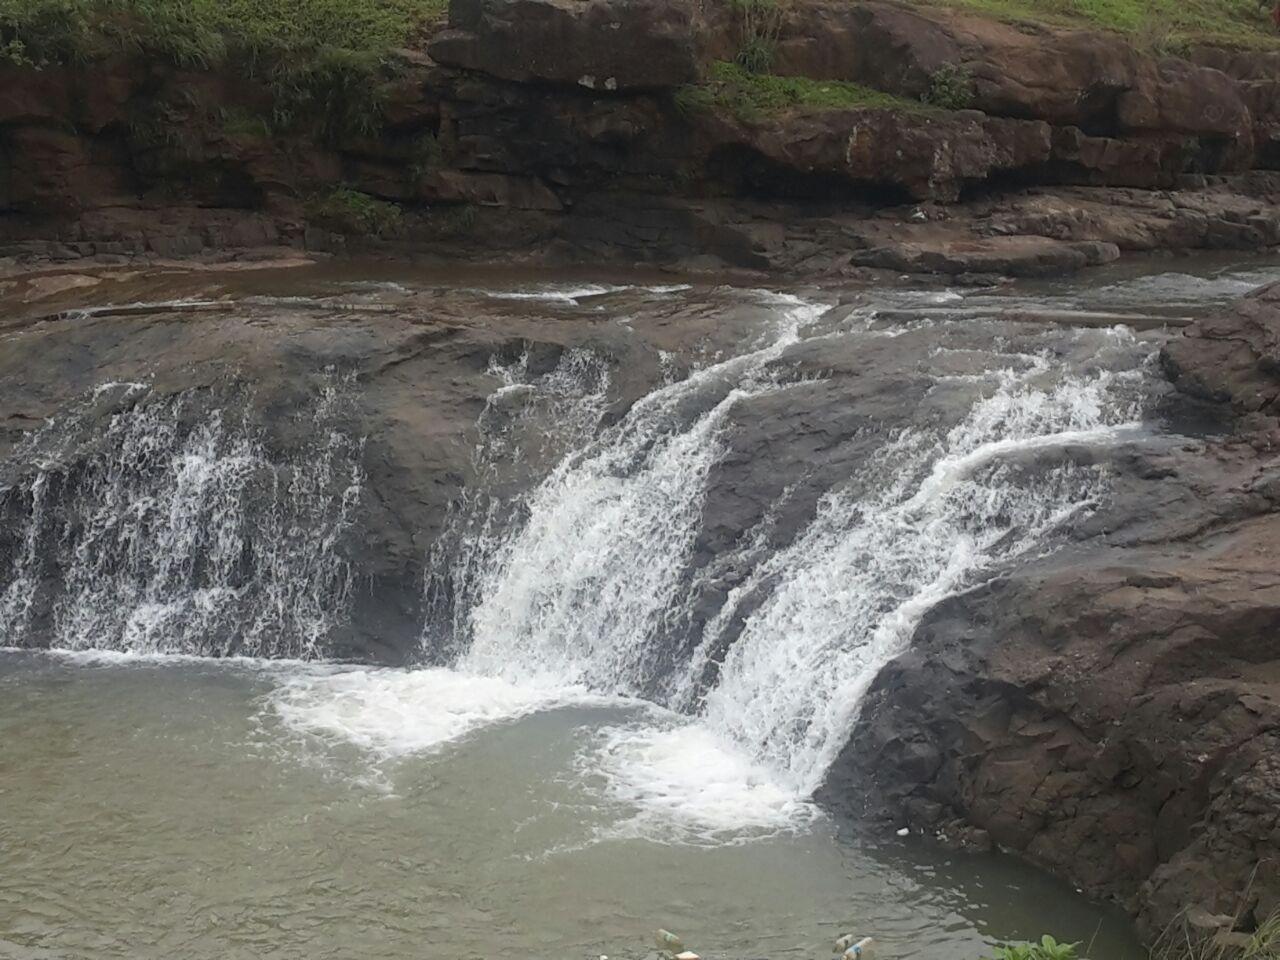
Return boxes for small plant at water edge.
[306,188,403,237]
[985,935,1080,960]
[922,62,975,110]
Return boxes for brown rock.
[742,108,1049,202]
[1049,126,1191,189]
[0,64,72,124]
[429,0,698,90]
[850,233,1117,276]
[761,0,1142,128]
[425,169,563,210]
[1117,60,1252,141]
[1161,281,1280,415]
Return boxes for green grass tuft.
[917,0,1280,49]
[677,60,925,121]
[306,187,403,236]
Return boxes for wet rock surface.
[825,281,1280,935]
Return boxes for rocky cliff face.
[1,0,1279,277]
[824,282,1280,936]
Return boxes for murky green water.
[1,653,1138,960]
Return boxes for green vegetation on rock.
[0,0,444,66]
[0,0,445,135]
[919,0,1280,49]
[677,60,923,121]
[732,0,785,74]
[306,187,403,236]
[922,62,975,109]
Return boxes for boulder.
[1117,60,1253,142]
[429,0,699,90]
[740,108,1050,202]
[758,0,1142,128]
[1048,126,1191,189]
[1161,280,1280,416]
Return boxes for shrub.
[306,188,403,236]
[922,62,975,110]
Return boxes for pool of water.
[0,652,1139,960]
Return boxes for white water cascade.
[417,296,1150,834]
[0,282,1155,840]
[0,377,363,657]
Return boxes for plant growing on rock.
[922,62,975,110]
[408,131,444,182]
[672,84,717,115]
[306,188,403,237]
[732,0,785,74]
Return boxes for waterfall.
[430,300,1149,811]
[1,282,1153,830]
[0,377,364,657]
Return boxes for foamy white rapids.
[271,667,580,759]
[581,720,821,843]
[467,283,692,304]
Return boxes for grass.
[305,187,404,236]
[916,0,1280,49]
[0,0,447,136]
[0,0,446,67]
[1149,908,1280,960]
[676,60,924,121]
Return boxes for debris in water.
[656,929,685,953]
[896,827,910,836]
[835,933,856,952]
[843,936,876,960]
[674,953,700,960]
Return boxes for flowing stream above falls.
[2,260,1270,960]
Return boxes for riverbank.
[2,0,1280,278]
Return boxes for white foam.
[582,720,820,844]
[269,666,581,758]
[468,283,693,305]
